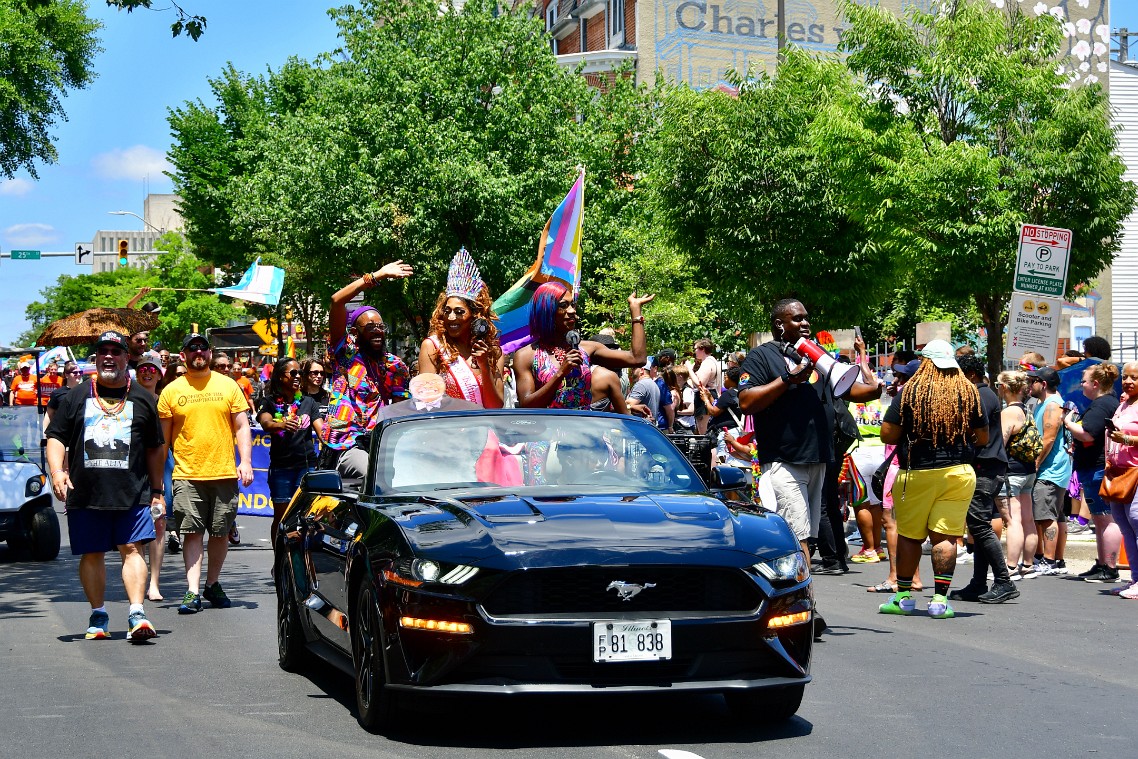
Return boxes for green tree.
[813,0,1136,376]
[167,0,662,343]
[0,0,101,179]
[648,50,899,335]
[104,1,205,40]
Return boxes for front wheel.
[353,582,398,733]
[724,684,805,722]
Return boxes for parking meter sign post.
[1013,225,1071,298]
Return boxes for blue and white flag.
[213,258,285,306]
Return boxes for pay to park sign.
[1014,224,1071,298]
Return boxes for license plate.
[593,620,672,662]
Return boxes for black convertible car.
[275,409,813,732]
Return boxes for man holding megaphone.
[737,298,881,556]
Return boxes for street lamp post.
[108,210,165,235]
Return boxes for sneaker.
[84,610,110,640]
[126,610,156,643]
[947,584,986,602]
[927,594,955,619]
[228,522,241,546]
[1050,560,1069,576]
[957,552,973,565]
[876,549,888,561]
[1085,566,1121,583]
[978,582,1021,604]
[1120,585,1138,600]
[1110,582,1138,596]
[1007,565,1025,581]
[1021,560,1046,579]
[1078,562,1105,578]
[1039,560,1065,576]
[1067,520,1091,535]
[178,591,202,614]
[879,592,916,615]
[167,532,181,554]
[203,582,232,609]
[850,548,880,564]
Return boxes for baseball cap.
[920,339,959,370]
[137,351,163,374]
[181,332,210,351]
[589,333,618,350]
[95,330,129,351]
[894,359,922,378]
[1026,366,1060,386]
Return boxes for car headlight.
[386,558,479,587]
[753,551,810,585]
[26,475,45,497]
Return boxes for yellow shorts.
[891,464,976,540]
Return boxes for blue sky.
[0,1,344,345]
[1,1,1136,346]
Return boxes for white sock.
[91,605,106,614]
[128,603,144,615]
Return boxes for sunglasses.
[307,370,324,376]
[358,322,386,334]
[287,369,302,377]
[213,364,231,370]
[186,345,210,353]
[139,366,159,373]
[68,370,83,376]
[97,347,125,356]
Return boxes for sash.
[428,336,483,406]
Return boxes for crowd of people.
[46,248,1138,642]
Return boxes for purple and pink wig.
[529,281,569,347]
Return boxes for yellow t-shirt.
[158,372,249,480]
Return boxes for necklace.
[90,376,130,418]
[273,391,304,436]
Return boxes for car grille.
[480,565,763,616]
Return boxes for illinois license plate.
[593,620,672,662]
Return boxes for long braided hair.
[899,359,981,447]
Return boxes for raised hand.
[375,260,414,280]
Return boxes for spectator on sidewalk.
[1024,366,1074,577]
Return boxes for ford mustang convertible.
[274,409,813,732]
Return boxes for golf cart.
[0,350,59,561]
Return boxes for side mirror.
[302,469,343,494]
[710,465,749,491]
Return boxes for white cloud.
[0,178,33,197]
[91,145,173,181]
[4,223,58,247]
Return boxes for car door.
[300,493,360,651]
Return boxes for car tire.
[353,582,398,733]
[724,684,805,721]
[276,551,310,672]
[27,504,60,561]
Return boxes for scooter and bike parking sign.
[1004,224,1071,365]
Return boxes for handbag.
[1005,404,1043,465]
[871,447,898,502]
[1099,463,1138,503]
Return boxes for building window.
[609,0,624,46]
[546,2,559,54]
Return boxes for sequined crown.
[445,247,484,302]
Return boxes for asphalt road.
[2,509,1136,759]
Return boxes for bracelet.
[150,488,165,497]
[630,316,645,325]
[362,272,377,289]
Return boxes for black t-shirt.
[973,383,1008,470]
[304,389,330,418]
[709,386,741,431]
[1074,393,1119,471]
[45,381,163,511]
[883,390,986,470]
[256,394,323,469]
[46,385,71,411]
[738,342,834,465]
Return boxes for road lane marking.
[659,751,708,759]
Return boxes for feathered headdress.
[445,247,484,302]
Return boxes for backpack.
[1006,403,1043,465]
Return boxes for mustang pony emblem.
[606,581,656,601]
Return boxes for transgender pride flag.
[213,257,286,307]
[493,168,584,353]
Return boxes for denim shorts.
[1077,468,1110,516]
[1004,473,1036,498]
[268,466,313,503]
[68,503,155,555]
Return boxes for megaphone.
[793,338,862,397]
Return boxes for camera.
[471,318,490,341]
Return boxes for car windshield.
[0,405,44,464]
[373,413,699,495]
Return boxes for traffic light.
[117,239,129,267]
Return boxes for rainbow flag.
[493,169,584,354]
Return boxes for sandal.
[867,581,896,593]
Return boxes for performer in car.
[417,248,505,408]
[513,281,654,409]
[320,260,415,479]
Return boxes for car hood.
[377,493,796,569]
